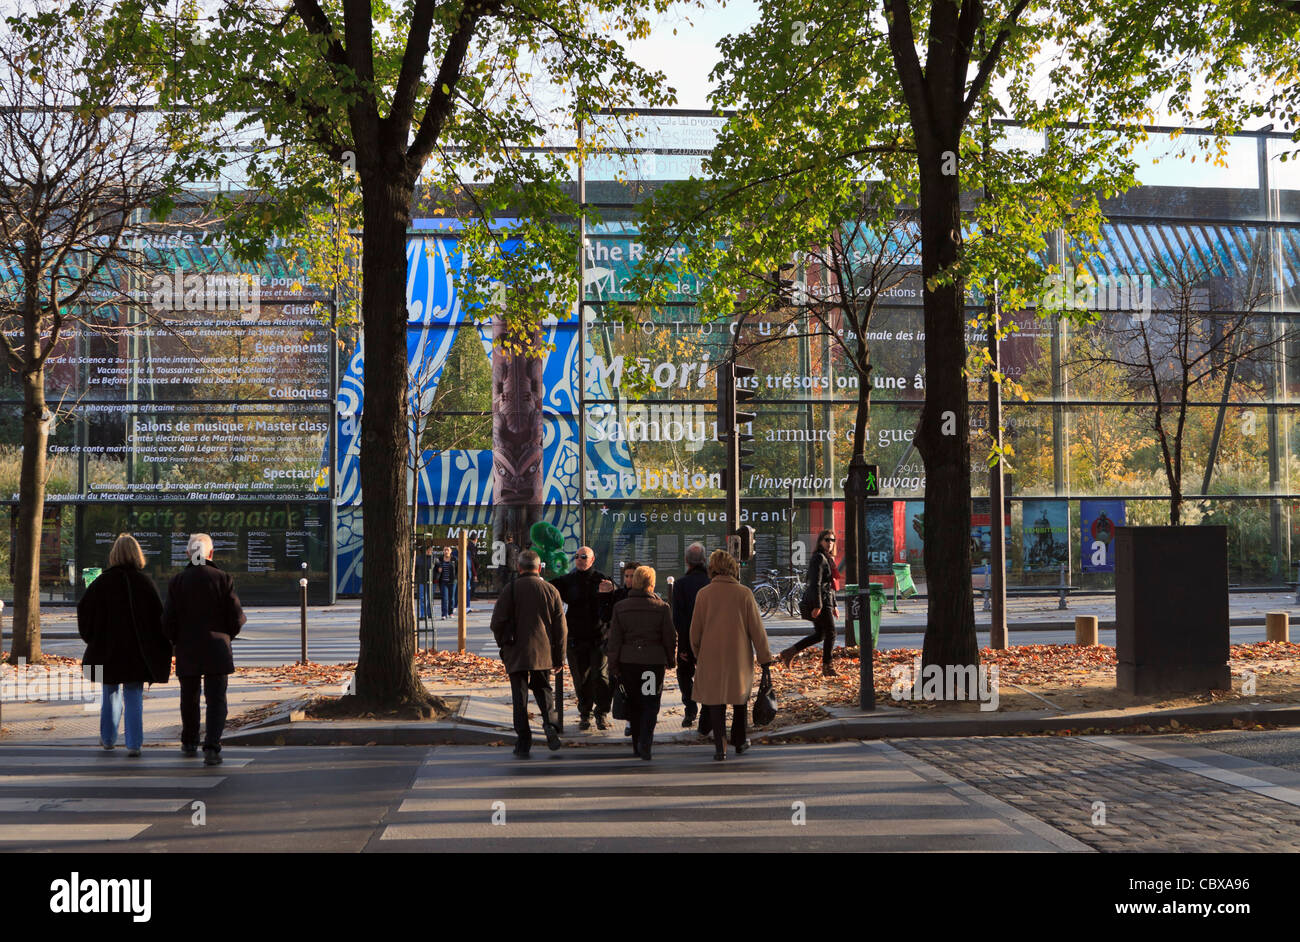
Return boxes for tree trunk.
[915,153,978,671]
[353,175,436,711]
[11,363,47,663]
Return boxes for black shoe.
[640,741,653,761]
[544,724,562,752]
[623,723,633,737]
[595,713,610,730]
[681,716,695,728]
[578,715,591,731]
[181,745,198,758]
[631,741,642,758]
[735,739,752,755]
[822,665,839,677]
[512,747,531,759]
[713,751,726,761]
[202,748,222,767]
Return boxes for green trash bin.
[866,583,885,650]
[81,567,102,587]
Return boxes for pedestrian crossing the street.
[0,748,248,848]
[371,741,1090,852]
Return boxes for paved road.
[32,600,1284,666]
[3,731,1299,852]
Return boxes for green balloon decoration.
[528,521,569,577]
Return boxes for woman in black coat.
[778,529,840,676]
[77,534,172,756]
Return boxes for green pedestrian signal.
[864,465,878,496]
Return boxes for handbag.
[752,665,778,726]
[798,581,818,621]
[611,678,628,720]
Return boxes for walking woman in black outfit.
[779,529,839,676]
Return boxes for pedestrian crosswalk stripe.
[396,790,965,814]
[0,755,253,769]
[0,774,226,789]
[408,768,926,789]
[0,797,192,812]
[0,824,149,842]
[379,819,1017,840]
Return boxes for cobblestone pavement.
[892,736,1300,852]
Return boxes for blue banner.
[1080,499,1125,573]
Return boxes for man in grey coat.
[490,550,568,758]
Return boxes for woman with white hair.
[77,534,171,756]
[163,533,246,765]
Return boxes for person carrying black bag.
[779,529,840,677]
[607,566,675,760]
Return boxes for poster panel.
[1081,499,1125,572]
[1022,499,1071,573]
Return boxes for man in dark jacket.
[549,546,614,730]
[491,550,567,758]
[672,542,710,728]
[162,533,246,765]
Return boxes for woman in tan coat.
[689,549,774,760]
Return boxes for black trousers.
[567,639,612,717]
[677,653,698,719]
[705,704,747,754]
[180,674,229,752]
[509,670,557,752]
[621,664,665,750]
[787,608,836,666]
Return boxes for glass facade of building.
[3,115,1298,602]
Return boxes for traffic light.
[734,364,756,479]
[734,525,756,562]
[772,263,796,311]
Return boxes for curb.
[756,703,1300,741]
[217,702,1300,747]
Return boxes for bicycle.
[752,569,805,618]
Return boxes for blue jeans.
[417,582,431,619]
[440,583,453,617]
[100,683,144,751]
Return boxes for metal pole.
[1058,563,1068,610]
[983,563,992,612]
[457,530,468,653]
[577,116,588,550]
[0,598,5,727]
[298,565,308,664]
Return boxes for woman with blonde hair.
[689,549,773,760]
[607,565,675,760]
[77,534,171,756]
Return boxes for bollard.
[457,531,468,654]
[1075,614,1099,645]
[299,570,309,665]
[1058,563,1069,610]
[982,563,992,612]
[1266,611,1289,643]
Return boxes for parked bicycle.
[752,569,804,618]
